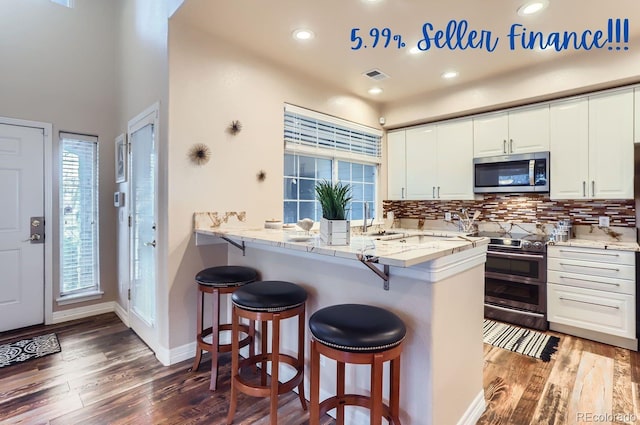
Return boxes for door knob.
[144,240,156,247]
[23,234,41,242]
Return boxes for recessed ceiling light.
[517,0,548,16]
[408,46,422,55]
[292,29,314,41]
[368,87,383,95]
[441,71,458,79]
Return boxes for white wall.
[0,0,119,312]
[166,19,381,348]
[382,43,640,127]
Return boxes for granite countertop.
[194,225,489,268]
[550,238,640,252]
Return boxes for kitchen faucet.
[362,202,374,233]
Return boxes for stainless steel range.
[479,231,550,330]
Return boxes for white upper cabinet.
[508,105,550,154]
[472,112,509,157]
[386,120,474,201]
[550,89,634,200]
[436,119,474,200]
[387,130,407,200]
[473,105,550,157]
[405,125,437,199]
[550,98,589,199]
[588,89,634,199]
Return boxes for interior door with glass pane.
[128,107,158,352]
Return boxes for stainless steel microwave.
[473,151,550,193]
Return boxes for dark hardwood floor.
[0,314,333,425]
[1,313,639,424]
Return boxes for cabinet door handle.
[559,263,619,272]
[558,275,621,286]
[402,187,405,199]
[559,297,619,309]
[503,140,507,154]
[558,249,619,257]
[591,180,595,197]
[437,186,440,198]
[582,181,586,197]
[509,139,513,153]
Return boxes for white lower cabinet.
[547,246,637,347]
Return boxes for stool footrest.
[318,395,399,425]
[196,323,252,353]
[234,353,304,398]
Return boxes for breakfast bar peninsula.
[194,218,489,425]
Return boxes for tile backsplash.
[383,194,636,227]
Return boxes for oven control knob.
[522,241,532,250]
[533,241,544,250]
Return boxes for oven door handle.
[487,250,545,260]
[485,303,545,318]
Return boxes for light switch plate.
[598,216,610,227]
[445,212,452,221]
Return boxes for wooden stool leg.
[261,320,268,386]
[297,306,307,410]
[249,318,256,373]
[389,356,401,424]
[270,314,281,425]
[209,288,220,391]
[191,287,204,372]
[336,360,345,424]
[310,340,320,425]
[226,305,240,425]
[370,353,384,425]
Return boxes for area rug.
[483,319,559,362]
[0,333,61,368]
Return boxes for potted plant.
[315,180,352,245]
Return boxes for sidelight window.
[59,132,100,299]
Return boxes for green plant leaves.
[315,180,352,220]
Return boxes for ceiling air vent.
[363,68,390,81]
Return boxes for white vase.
[319,218,350,246]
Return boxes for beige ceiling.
[174,0,640,106]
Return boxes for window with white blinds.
[283,105,382,224]
[60,132,99,296]
[284,104,382,162]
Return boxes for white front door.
[128,106,158,352]
[0,123,45,332]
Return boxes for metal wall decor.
[188,143,211,165]
[228,120,242,135]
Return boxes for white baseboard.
[51,301,117,324]
[113,302,129,327]
[457,390,486,425]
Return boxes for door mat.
[0,333,61,368]
[483,319,559,362]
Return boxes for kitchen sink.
[366,230,403,238]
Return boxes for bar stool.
[226,280,308,425]
[309,304,406,425]
[191,265,258,391]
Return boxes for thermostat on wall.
[114,191,125,207]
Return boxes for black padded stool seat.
[309,304,406,352]
[309,304,406,425]
[196,265,258,287]
[232,280,308,312]
[227,281,308,425]
[192,265,258,391]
